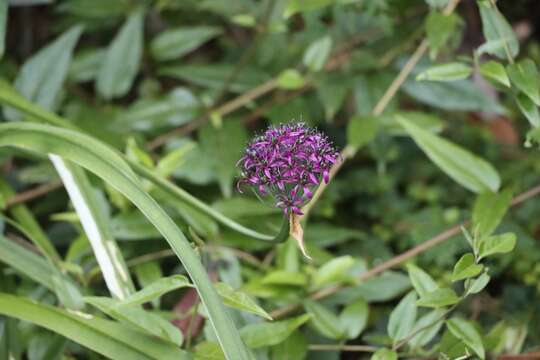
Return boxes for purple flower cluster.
[237,123,339,215]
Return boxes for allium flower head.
[237,122,339,215]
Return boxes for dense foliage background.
[1,0,540,359]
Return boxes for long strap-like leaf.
[0,122,251,360]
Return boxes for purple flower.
[237,123,339,215]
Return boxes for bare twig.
[5,180,63,207]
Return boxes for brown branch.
[5,180,63,207]
[270,183,540,319]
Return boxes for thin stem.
[5,180,63,207]
[270,182,540,319]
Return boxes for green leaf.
[284,0,335,17]
[339,298,369,339]
[68,48,105,83]
[417,288,460,308]
[478,233,516,260]
[0,122,251,360]
[472,189,512,239]
[507,59,540,106]
[312,255,355,288]
[3,25,83,121]
[516,93,540,128]
[451,253,483,281]
[194,342,226,360]
[0,293,189,359]
[446,318,485,359]
[96,10,144,99]
[85,296,183,346]
[239,314,311,348]
[277,69,306,90]
[118,275,192,307]
[397,115,500,193]
[388,291,417,342]
[347,115,379,150]
[406,263,438,298]
[416,63,472,82]
[199,121,247,197]
[466,272,490,295]
[134,261,163,308]
[426,11,458,58]
[151,26,222,61]
[270,331,308,360]
[303,36,332,72]
[477,0,519,60]
[0,0,7,58]
[371,348,397,360]
[409,309,446,348]
[479,60,510,87]
[52,159,135,300]
[0,234,54,290]
[304,300,343,339]
[261,271,308,287]
[214,282,272,320]
[381,111,444,136]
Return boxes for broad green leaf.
[114,88,199,132]
[477,0,519,60]
[347,115,379,150]
[85,296,183,346]
[194,342,226,360]
[0,0,6,58]
[402,77,504,113]
[312,255,355,288]
[472,189,512,239]
[96,10,144,99]
[277,69,306,90]
[406,263,438,297]
[388,291,417,342]
[416,63,472,82]
[199,121,247,197]
[507,59,540,106]
[417,288,459,308]
[466,272,490,295]
[239,314,311,348]
[0,293,189,359]
[0,122,250,360]
[339,299,368,339]
[304,300,343,339]
[478,233,516,260]
[516,93,540,128]
[371,348,397,360]
[151,26,222,61]
[68,48,106,83]
[303,36,332,72]
[214,282,272,320]
[118,275,192,307]
[426,11,458,58]
[270,331,308,360]
[479,60,510,87]
[397,115,500,193]
[446,318,485,359]
[337,271,411,303]
[284,0,335,17]
[3,25,83,121]
[409,309,446,348]
[261,271,307,287]
[159,64,269,93]
[451,253,483,281]
[381,111,444,136]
